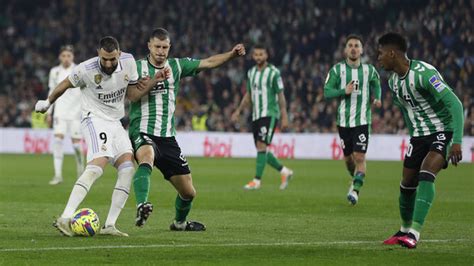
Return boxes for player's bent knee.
[136,145,154,165]
[180,188,196,200]
[77,165,103,190]
[115,152,133,167]
[418,170,436,182]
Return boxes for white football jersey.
[68,52,138,121]
[48,64,82,120]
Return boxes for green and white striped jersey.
[388,60,454,137]
[129,57,200,137]
[324,61,381,127]
[246,64,284,121]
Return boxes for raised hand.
[155,67,171,81]
[232,44,246,57]
[345,80,355,95]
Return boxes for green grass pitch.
[0,154,472,265]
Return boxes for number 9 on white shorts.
[81,116,132,164]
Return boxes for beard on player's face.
[98,49,120,75]
[101,62,118,75]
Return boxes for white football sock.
[105,161,134,227]
[280,166,290,175]
[61,165,103,218]
[53,137,64,178]
[72,142,85,178]
[408,228,420,241]
[400,226,410,233]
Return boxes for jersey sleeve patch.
[429,75,446,92]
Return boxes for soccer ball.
[70,208,100,236]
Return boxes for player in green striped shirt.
[129,28,246,230]
[378,33,464,249]
[231,44,293,190]
[324,35,382,205]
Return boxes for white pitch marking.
[0,239,470,252]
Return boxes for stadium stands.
[0,0,472,135]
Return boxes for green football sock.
[266,152,283,171]
[412,176,436,232]
[399,185,417,228]
[133,163,152,204]
[175,194,193,222]
[255,151,267,180]
[352,171,365,192]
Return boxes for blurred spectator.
[0,0,472,136]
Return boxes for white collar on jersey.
[97,58,123,75]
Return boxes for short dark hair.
[150,28,170,41]
[378,32,408,53]
[60,44,74,54]
[253,43,267,51]
[99,36,120,52]
[345,34,364,46]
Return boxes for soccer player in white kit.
[47,45,85,185]
[35,36,170,236]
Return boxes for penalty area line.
[0,239,470,252]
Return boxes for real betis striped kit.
[324,60,381,156]
[388,59,463,169]
[247,64,284,144]
[129,57,200,179]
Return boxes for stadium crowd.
[0,0,472,136]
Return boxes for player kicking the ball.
[36,36,169,237]
[378,33,464,248]
[130,28,245,230]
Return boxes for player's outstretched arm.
[278,92,289,131]
[231,92,250,123]
[127,67,171,102]
[197,44,246,71]
[35,78,74,113]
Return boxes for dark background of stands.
[1,0,472,135]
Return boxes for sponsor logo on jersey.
[150,82,167,95]
[94,74,102,84]
[97,87,126,103]
[429,75,446,92]
[124,74,129,82]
